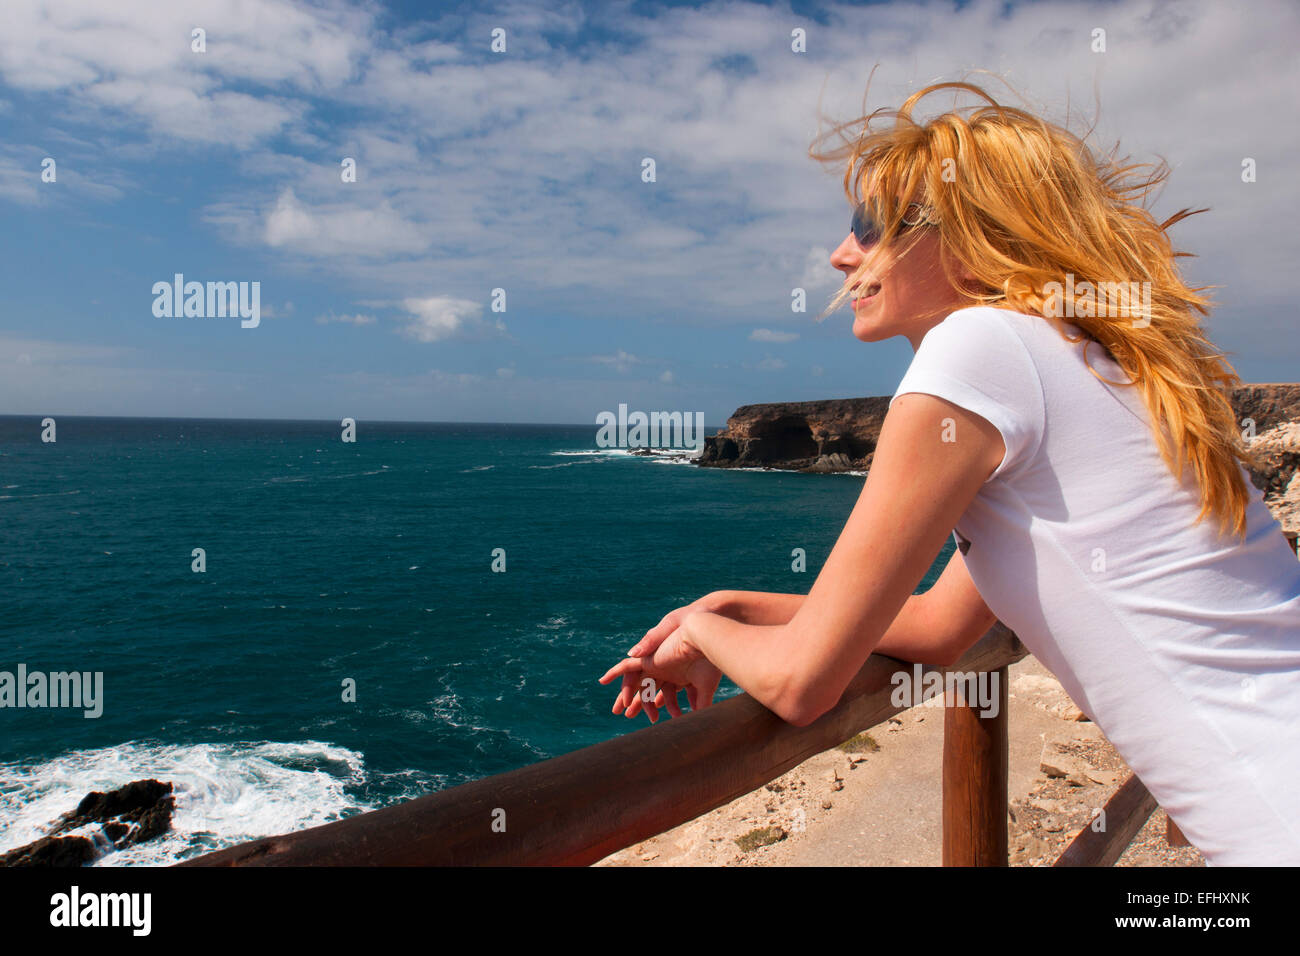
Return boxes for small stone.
[821,800,833,810]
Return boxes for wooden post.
[942,665,1009,866]
[1166,816,1189,847]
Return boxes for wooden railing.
[179,623,1179,867]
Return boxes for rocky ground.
[594,655,1204,867]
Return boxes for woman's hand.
[599,611,723,722]
[626,591,729,659]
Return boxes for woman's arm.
[709,590,804,625]
[679,393,1005,725]
[713,550,994,667]
[873,550,997,666]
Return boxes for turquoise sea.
[0,415,953,864]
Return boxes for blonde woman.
[599,81,1300,865]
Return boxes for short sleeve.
[888,307,1046,482]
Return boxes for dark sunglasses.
[851,201,940,248]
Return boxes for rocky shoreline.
[697,384,1300,548]
[0,779,174,867]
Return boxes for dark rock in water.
[0,835,97,868]
[53,779,175,843]
[0,779,175,867]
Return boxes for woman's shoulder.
[931,305,1123,375]
[913,305,1047,364]
[935,304,1056,337]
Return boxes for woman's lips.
[851,284,881,308]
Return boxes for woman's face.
[830,211,970,350]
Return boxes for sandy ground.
[594,654,1204,867]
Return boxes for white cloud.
[315,312,376,325]
[800,245,840,292]
[258,188,430,258]
[398,296,492,343]
[0,0,369,140]
[0,336,134,365]
[750,328,799,343]
[591,350,641,373]
[0,0,1296,370]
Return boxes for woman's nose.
[830,233,860,274]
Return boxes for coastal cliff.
[697,384,1300,547]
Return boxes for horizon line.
[0,412,732,430]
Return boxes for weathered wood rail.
[180,622,1181,867]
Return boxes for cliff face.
[696,397,892,472]
[697,384,1300,547]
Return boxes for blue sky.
[1,0,1296,424]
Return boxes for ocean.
[0,415,953,865]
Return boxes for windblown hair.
[810,77,1253,540]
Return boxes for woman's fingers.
[608,667,641,714]
[598,656,642,684]
[641,675,662,722]
[628,616,677,658]
[612,672,636,713]
[685,684,698,711]
[660,683,683,718]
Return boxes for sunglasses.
[851,200,940,248]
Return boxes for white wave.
[550,448,632,457]
[0,490,81,501]
[702,465,866,476]
[529,459,611,469]
[0,740,388,867]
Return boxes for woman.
[598,81,1300,865]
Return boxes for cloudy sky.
[1,0,1296,424]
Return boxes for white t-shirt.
[890,305,1300,865]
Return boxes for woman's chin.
[851,314,888,342]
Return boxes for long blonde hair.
[810,78,1252,539]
